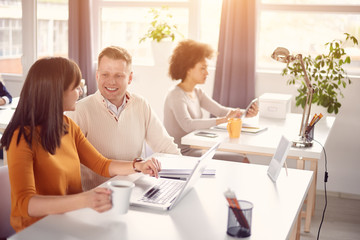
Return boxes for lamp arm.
[296,54,314,140]
[297,54,312,90]
[271,48,314,147]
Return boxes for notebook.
[130,142,221,211]
[213,123,267,134]
[158,168,216,179]
[267,135,292,182]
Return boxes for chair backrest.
[0,165,15,238]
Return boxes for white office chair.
[0,165,15,239]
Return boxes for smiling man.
[66,46,180,190]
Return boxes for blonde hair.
[98,46,132,71]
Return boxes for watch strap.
[132,157,143,173]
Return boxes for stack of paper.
[213,123,267,134]
[159,169,216,179]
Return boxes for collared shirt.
[104,94,129,118]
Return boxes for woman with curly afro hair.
[164,39,258,161]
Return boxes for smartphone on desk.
[195,131,218,138]
[242,98,258,119]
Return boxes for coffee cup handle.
[106,182,113,202]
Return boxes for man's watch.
[132,157,144,173]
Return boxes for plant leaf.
[345,56,351,64]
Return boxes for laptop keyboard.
[139,179,185,205]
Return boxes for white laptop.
[130,142,221,211]
[267,136,292,182]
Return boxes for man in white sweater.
[67,46,180,190]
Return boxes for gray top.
[163,86,231,154]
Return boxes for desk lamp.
[271,47,314,148]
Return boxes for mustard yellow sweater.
[7,116,112,232]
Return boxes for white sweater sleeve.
[196,88,232,117]
[65,101,90,137]
[142,98,181,155]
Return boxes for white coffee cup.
[107,180,135,214]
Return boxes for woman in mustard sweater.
[0,57,161,232]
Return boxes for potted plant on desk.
[139,5,184,66]
[281,33,358,114]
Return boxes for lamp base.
[292,138,313,148]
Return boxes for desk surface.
[182,113,335,159]
[9,155,313,240]
[0,97,18,133]
[0,109,15,132]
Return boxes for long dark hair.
[0,57,81,154]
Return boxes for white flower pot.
[151,41,174,67]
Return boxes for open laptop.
[267,135,292,182]
[130,141,221,211]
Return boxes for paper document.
[213,123,267,134]
[241,126,268,134]
[159,168,216,179]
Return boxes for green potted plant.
[139,6,183,43]
[282,33,359,114]
[139,6,183,65]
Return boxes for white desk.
[181,113,335,232]
[0,97,18,133]
[0,96,18,110]
[9,156,313,240]
[0,109,15,133]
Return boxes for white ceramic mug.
[107,180,135,214]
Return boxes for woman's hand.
[83,187,112,213]
[137,158,162,178]
[216,109,242,125]
[246,102,259,117]
[0,97,6,106]
[226,108,242,119]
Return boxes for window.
[93,0,223,65]
[37,0,68,58]
[0,0,22,74]
[199,0,222,53]
[100,6,189,65]
[257,0,360,75]
[0,0,68,77]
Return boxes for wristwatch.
[132,157,144,173]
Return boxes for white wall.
[6,64,360,196]
[130,64,216,122]
[3,76,23,98]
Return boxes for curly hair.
[169,39,214,81]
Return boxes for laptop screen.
[169,141,221,209]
